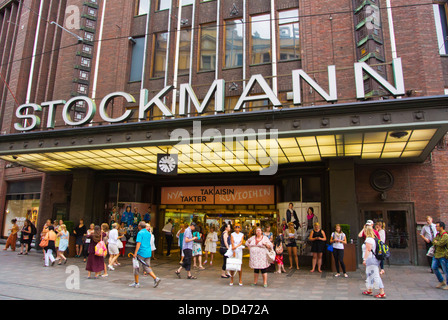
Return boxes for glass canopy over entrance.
[0,128,440,174]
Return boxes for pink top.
[246,235,272,270]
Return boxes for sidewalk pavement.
[0,243,447,301]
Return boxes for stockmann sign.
[14,58,405,132]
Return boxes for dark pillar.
[69,169,96,224]
[328,158,359,262]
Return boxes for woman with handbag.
[220,223,232,279]
[18,220,32,255]
[246,227,273,288]
[86,225,106,279]
[43,225,57,267]
[229,224,244,286]
[204,226,218,266]
[192,230,205,270]
[274,229,286,274]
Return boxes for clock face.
[158,155,177,173]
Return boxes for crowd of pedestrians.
[3,211,448,297]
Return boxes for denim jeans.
[432,257,448,283]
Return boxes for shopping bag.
[426,246,435,257]
[132,257,140,269]
[226,258,242,271]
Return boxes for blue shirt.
[136,228,152,258]
[183,227,193,250]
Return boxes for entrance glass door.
[361,203,416,265]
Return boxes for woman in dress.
[330,224,347,277]
[229,224,244,286]
[55,220,63,252]
[4,219,19,252]
[43,225,57,267]
[56,224,69,265]
[284,222,299,270]
[204,226,218,266]
[246,227,273,288]
[83,223,95,262]
[274,227,286,273]
[73,219,86,258]
[192,229,205,270]
[309,222,326,273]
[362,225,386,298]
[86,225,105,279]
[220,223,232,279]
[18,220,32,255]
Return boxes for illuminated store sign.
[161,185,275,205]
[14,58,405,132]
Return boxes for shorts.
[254,268,268,274]
[133,255,153,275]
[108,243,119,255]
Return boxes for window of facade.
[137,0,150,15]
[199,23,217,71]
[129,37,145,82]
[80,57,91,68]
[251,14,271,65]
[152,32,169,78]
[278,9,300,61]
[158,0,171,11]
[178,28,192,75]
[181,0,194,5]
[3,180,41,238]
[82,44,93,55]
[224,19,244,68]
[434,3,448,54]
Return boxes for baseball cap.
[365,220,374,226]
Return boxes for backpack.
[373,238,390,261]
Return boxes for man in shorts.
[129,221,161,288]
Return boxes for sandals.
[187,275,197,280]
[362,291,372,295]
[374,293,386,299]
[175,271,181,279]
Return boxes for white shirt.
[362,237,376,261]
[420,223,437,242]
[332,232,345,250]
[108,229,118,245]
[162,222,173,234]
